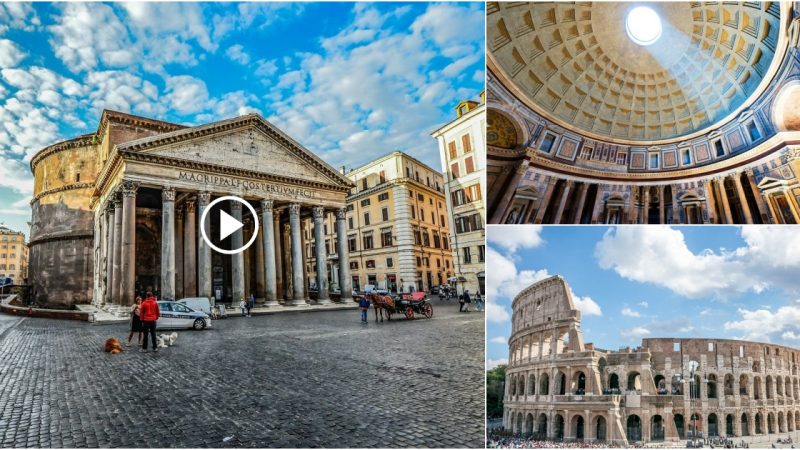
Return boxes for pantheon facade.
[28,110,355,310]
[487,2,800,224]
[504,276,800,445]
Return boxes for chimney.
[340,165,346,174]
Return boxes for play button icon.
[199,195,259,255]
[219,209,244,241]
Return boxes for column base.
[338,296,354,303]
[262,299,281,307]
[316,297,331,305]
[287,299,310,307]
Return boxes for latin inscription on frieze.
[177,171,317,199]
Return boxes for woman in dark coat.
[127,296,143,347]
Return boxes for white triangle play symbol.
[219,210,243,241]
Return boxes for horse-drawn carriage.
[367,291,433,321]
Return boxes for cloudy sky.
[486,226,800,370]
[0,2,485,236]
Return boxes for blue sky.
[486,226,800,370]
[0,2,485,237]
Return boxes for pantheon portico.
[28,110,355,310]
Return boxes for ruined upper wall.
[511,275,581,334]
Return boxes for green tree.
[486,364,506,418]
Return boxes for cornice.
[31,183,95,204]
[96,109,185,138]
[29,135,96,172]
[28,232,94,247]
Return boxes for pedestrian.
[463,289,471,312]
[459,292,465,312]
[475,292,484,312]
[358,296,370,324]
[126,296,143,347]
[239,298,247,317]
[139,291,160,353]
[248,293,255,317]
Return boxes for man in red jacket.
[139,291,160,353]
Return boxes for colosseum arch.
[651,415,665,441]
[754,376,763,399]
[724,373,735,396]
[777,375,784,396]
[707,374,718,399]
[527,374,535,395]
[674,414,685,439]
[525,413,534,435]
[726,414,734,436]
[555,371,567,395]
[755,412,763,434]
[609,373,620,391]
[653,374,665,391]
[767,376,775,399]
[553,414,565,440]
[788,412,794,432]
[517,376,525,397]
[708,413,719,437]
[627,415,642,442]
[627,371,642,392]
[571,414,585,440]
[539,373,550,395]
[768,412,776,434]
[740,374,749,395]
[741,413,750,436]
[594,415,607,441]
[779,411,785,433]
[536,413,548,438]
[571,371,586,395]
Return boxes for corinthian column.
[183,199,197,296]
[175,206,184,299]
[231,200,245,304]
[161,187,176,301]
[120,181,138,306]
[336,208,353,301]
[313,206,330,304]
[261,200,279,306]
[288,203,307,306]
[197,192,212,299]
[553,181,573,224]
[111,195,123,304]
[732,174,754,224]
[105,202,115,304]
[273,212,284,302]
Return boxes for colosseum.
[503,275,800,445]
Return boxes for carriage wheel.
[405,307,414,319]
[423,302,433,319]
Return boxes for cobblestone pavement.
[0,301,484,448]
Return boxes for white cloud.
[490,336,507,345]
[486,246,550,300]
[486,301,511,324]
[638,301,649,308]
[486,358,508,370]
[0,156,33,195]
[782,331,800,340]
[0,3,40,34]
[254,59,278,78]
[487,225,543,253]
[225,44,250,65]
[0,39,26,68]
[622,307,641,318]
[164,75,209,115]
[724,305,800,342]
[573,294,602,317]
[620,326,651,341]
[594,226,787,298]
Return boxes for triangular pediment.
[116,115,353,188]
[757,176,787,189]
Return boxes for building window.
[649,153,659,169]
[747,121,761,141]
[350,261,359,270]
[616,153,627,165]
[363,213,370,226]
[714,140,725,157]
[417,193,424,201]
[8,264,14,270]
[419,208,424,221]
[464,156,475,174]
[440,214,445,226]
[382,208,389,222]
[580,146,593,160]
[406,167,412,178]
[424,257,430,268]
[454,213,483,234]
[365,260,375,269]
[410,207,415,220]
[430,211,435,223]
[413,227,421,245]
[448,141,457,159]
[433,232,441,249]
[540,133,556,153]
[462,134,472,154]
[436,258,441,268]
[379,171,386,184]
[381,229,392,247]
[682,149,691,165]
[479,245,485,262]
[346,204,354,212]
[348,236,357,252]
[421,229,430,247]
[378,192,389,201]
[450,162,460,179]
[348,217,354,229]
[416,256,422,267]
[443,235,449,250]
[362,178,368,190]
[362,234,374,250]
[463,247,472,264]
[75,173,81,182]
[386,257,393,268]
[361,198,371,207]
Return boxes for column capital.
[312,206,325,219]
[176,205,185,220]
[197,191,211,204]
[289,203,301,216]
[113,195,123,208]
[230,200,243,212]
[121,181,139,197]
[335,208,347,220]
[261,199,274,211]
[105,201,116,212]
[162,187,176,202]
[185,200,196,213]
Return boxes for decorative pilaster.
[273,212,284,302]
[111,195,123,304]
[104,202,115,304]
[161,187,176,301]
[230,200,245,304]
[313,206,330,304]
[120,181,138,306]
[261,200,279,306]
[288,204,307,305]
[183,200,197,296]
[255,220,266,300]
[335,208,353,301]
[175,206,184,299]
[197,191,212,299]
[658,185,665,224]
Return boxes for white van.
[177,297,212,315]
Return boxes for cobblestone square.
[0,302,484,448]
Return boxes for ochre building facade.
[29,110,356,310]
[504,276,800,445]
[488,2,800,224]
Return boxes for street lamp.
[681,360,707,444]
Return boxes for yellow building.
[0,226,28,284]
[304,151,453,294]
[432,93,486,296]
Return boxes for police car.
[156,301,212,330]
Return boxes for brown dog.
[104,338,124,354]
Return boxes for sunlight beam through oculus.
[626,6,662,46]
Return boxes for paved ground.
[0,301,484,448]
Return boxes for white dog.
[157,332,178,348]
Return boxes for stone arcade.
[504,276,800,445]
[28,110,355,310]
